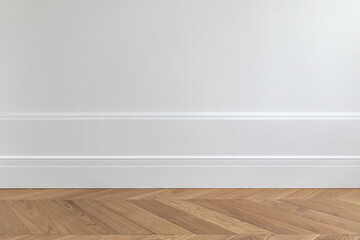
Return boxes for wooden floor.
[1,189,360,239]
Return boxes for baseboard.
[1,112,360,156]
[1,112,360,188]
[0,156,360,188]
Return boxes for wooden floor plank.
[6,201,70,234]
[35,200,112,235]
[99,200,192,235]
[314,235,360,240]
[191,189,267,200]
[222,199,349,234]
[133,189,216,200]
[2,236,360,240]
[0,190,99,200]
[191,200,309,234]
[159,199,270,234]
[246,189,298,200]
[226,235,274,240]
[0,201,30,235]
[143,236,193,240]
[307,189,354,200]
[130,200,234,234]
[1,189,360,239]
[0,236,149,240]
[256,200,353,234]
[187,235,230,240]
[70,200,152,235]
[318,200,360,215]
[94,189,166,201]
[259,200,358,233]
[281,200,360,233]
[308,200,360,223]
[271,235,319,240]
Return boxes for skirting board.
[1,112,360,187]
[1,112,360,156]
[1,157,360,188]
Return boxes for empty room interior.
[1,0,360,239]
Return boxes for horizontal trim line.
[1,159,360,167]
[1,112,360,120]
[1,156,360,167]
[2,155,360,160]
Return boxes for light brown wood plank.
[271,235,319,240]
[227,235,275,240]
[99,200,192,235]
[159,199,270,234]
[70,200,152,235]
[318,200,360,216]
[0,190,51,200]
[143,236,193,240]
[314,235,360,240]
[256,200,353,234]
[132,189,216,200]
[339,190,360,203]
[2,236,360,240]
[130,200,234,234]
[187,235,230,240]
[0,189,100,200]
[1,189,360,238]
[307,189,355,200]
[191,189,267,200]
[279,189,322,200]
[0,201,30,235]
[259,200,358,233]
[123,189,172,200]
[191,200,308,234]
[6,201,71,234]
[0,236,149,240]
[223,199,349,234]
[281,199,360,233]
[308,200,360,223]
[246,189,298,200]
[36,200,112,235]
[95,189,166,201]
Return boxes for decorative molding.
[1,156,360,166]
[1,113,360,187]
[1,155,360,160]
[1,157,360,188]
[1,112,360,120]
[1,115,360,156]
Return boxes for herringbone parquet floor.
[1,189,360,240]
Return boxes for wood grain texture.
[0,189,360,239]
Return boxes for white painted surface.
[1,157,360,188]
[1,0,360,112]
[1,0,360,187]
[1,115,360,156]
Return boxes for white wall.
[1,0,360,113]
[1,0,360,187]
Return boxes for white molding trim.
[2,155,360,161]
[1,113,360,188]
[1,157,360,188]
[1,115,360,160]
[1,156,360,166]
[1,112,360,120]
